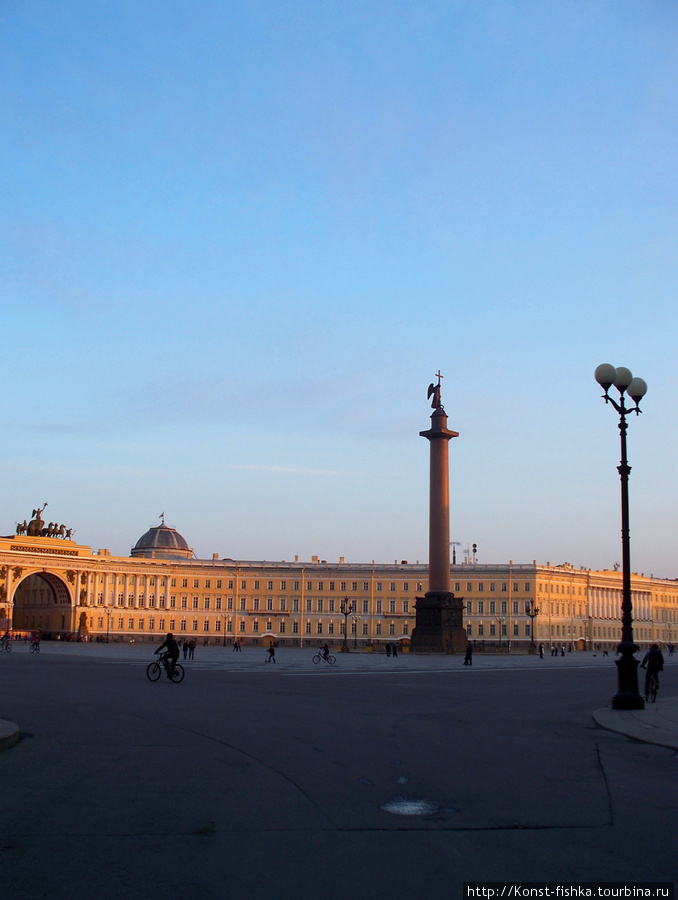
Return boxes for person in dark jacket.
[156,633,180,678]
[640,643,664,700]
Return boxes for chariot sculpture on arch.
[16,503,74,540]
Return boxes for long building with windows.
[1,520,677,652]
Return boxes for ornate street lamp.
[526,600,540,653]
[595,363,647,709]
[340,597,355,653]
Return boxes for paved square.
[1,645,676,899]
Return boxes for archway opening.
[11,572,73,639]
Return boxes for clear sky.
[3,1,677,576]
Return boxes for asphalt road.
[1,646,676,899]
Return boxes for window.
[478,583,484,592]
[466,583,472,592]
[239,620,245,633]
[267,581,273,590]
[181,597,188,609]
[317,621,323,634]
[279,620,285,633]
[318,582,323,591]
[489,601,496,614]
[254,581,260,590]
[305,599,312,612]
[513,582,519,592]
[170,596,177,609]
[281,581,286,590]
[376,600,382,613]
[305,621,311,634]
[501,600,507,615]
[478,601,484,614]
[205,579,211,589]
[490,583,496,592]
[341,582,346,591]
[180,619,187,631]
[362,600,369,613]
[363,582,369,591]
[352,582,357,591]
[192,597,199,609]
[204,598,210,610]
[294,581,299,591]
[390,583,396,592]
[159,618,165,630]
[467,600,473,614]
[376,623,382,635]
[403,582,409,591]
[513,601,519,615]
[215,597,222,610]
[293,621,299,634]
[182,579,188,588]
[252,620,259,633]
[241,580,247,590]
[215,620,221,632]
[170,578,177,588]
[253,598,260,611]
[216,580,222,589]
[329,622,334,634]
[389,622,396,635]
[454,583,461,593]
[329,582,335,591]
[389,600,396,613]
[203,620,209,632]
[403,600,409,613]
[317,599,323,612]
[377,582,382,592]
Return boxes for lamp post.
[497,616,505,651]
[352,614,360,650]
[526,600,539,653]
[595,363,647,710]
[105,610,112,644]
[340,597,355,653]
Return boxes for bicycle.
[147,652,185,683]
[29,642,40,654]
[646,671,659,703]
[312,651,336,665]
[0,640,11,653]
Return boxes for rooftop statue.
[17,504,73,540]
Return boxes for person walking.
[464,642,473,666]
[188,639,196,660]
[266,645,276,663]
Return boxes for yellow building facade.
[1,522,677,652]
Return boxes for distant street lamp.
[496,616,505,650]
[526,600,540,653]
[352,613,360,650]
[595,363,647,710]
[340,597,355,653]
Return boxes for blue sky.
[3,1,677,576]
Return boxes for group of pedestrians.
[180,638,196,660]
[385,643,399,658]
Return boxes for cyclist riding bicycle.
[322,642,330,660]
[640,643,664,701]
[155,632,180,679]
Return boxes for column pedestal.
[411,592,467,654]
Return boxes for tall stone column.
[411,375,467,654]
